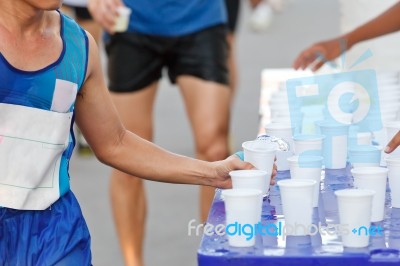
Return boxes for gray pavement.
[70,1,340,265]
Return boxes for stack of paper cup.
[242,140,276,175]
[222,189,263,247]
[269,90,302,124]
[335,189,375,248]
[287,156,323,207]
[265,123,294,171]
[318,122,349,169]
[293,134,325,157]
[270,112,304,132]
[385,156,400,208]
[230,170,270,196]
[348,145,382,168]
[351,167,388,222]
[277,179,316,236]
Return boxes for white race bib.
[0,103,72,210]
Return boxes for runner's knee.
[196,132,229,161]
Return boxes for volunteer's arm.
[74,33,256,188]
[293,1,400,71]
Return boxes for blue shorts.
[0,191,92,265]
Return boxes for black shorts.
[105,25,229,93]
[224,0,240,32]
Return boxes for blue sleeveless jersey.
[124,0,227,36]
[0,12,88,208]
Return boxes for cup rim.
[229,169,268,178]
[350,167,388,175]
[221,188,263,198]
[265,122,293,130]
[277,179,316,188]
[348,145,382,153]
[385,156,400,165]
[117,6,132,15]
[317,121,349,129]
[334,188,376,198]
[242,140,276,153]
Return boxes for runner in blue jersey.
[0,1,262,264]
[88,0,233,265]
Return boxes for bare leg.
[109,83,158,266]
[177,76,231,222]
[226,32,237,102]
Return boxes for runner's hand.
[88,0,123,33]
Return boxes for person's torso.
[0,12,88,210]
[124,0,227,36]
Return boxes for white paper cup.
[385,156,400,208]
[348,145,382,168]
[318,122,349,169]
[287,156,323,207]
[264,123,294,146]
[293,134,325,157]
[222,189,263,247]
[114,6,132,32]
[230,170,270,196]
[273,151,292,171]
[270,113,303,132]
[277,179,316,236]
[265,123,294,171]
[335,189,375,248]
[242,140,276,175]
[348,126,372,148]
[351,167,388,222]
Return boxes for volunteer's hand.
[209,155,255,189]
[233,151,277,185]
[209,153,277,189]
[293,37,345,71]
[88,0,123,33]
[385,131,400,154]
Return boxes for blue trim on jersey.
[0,13,66,75]
[81,28,89,89]
[59,14,89,196]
